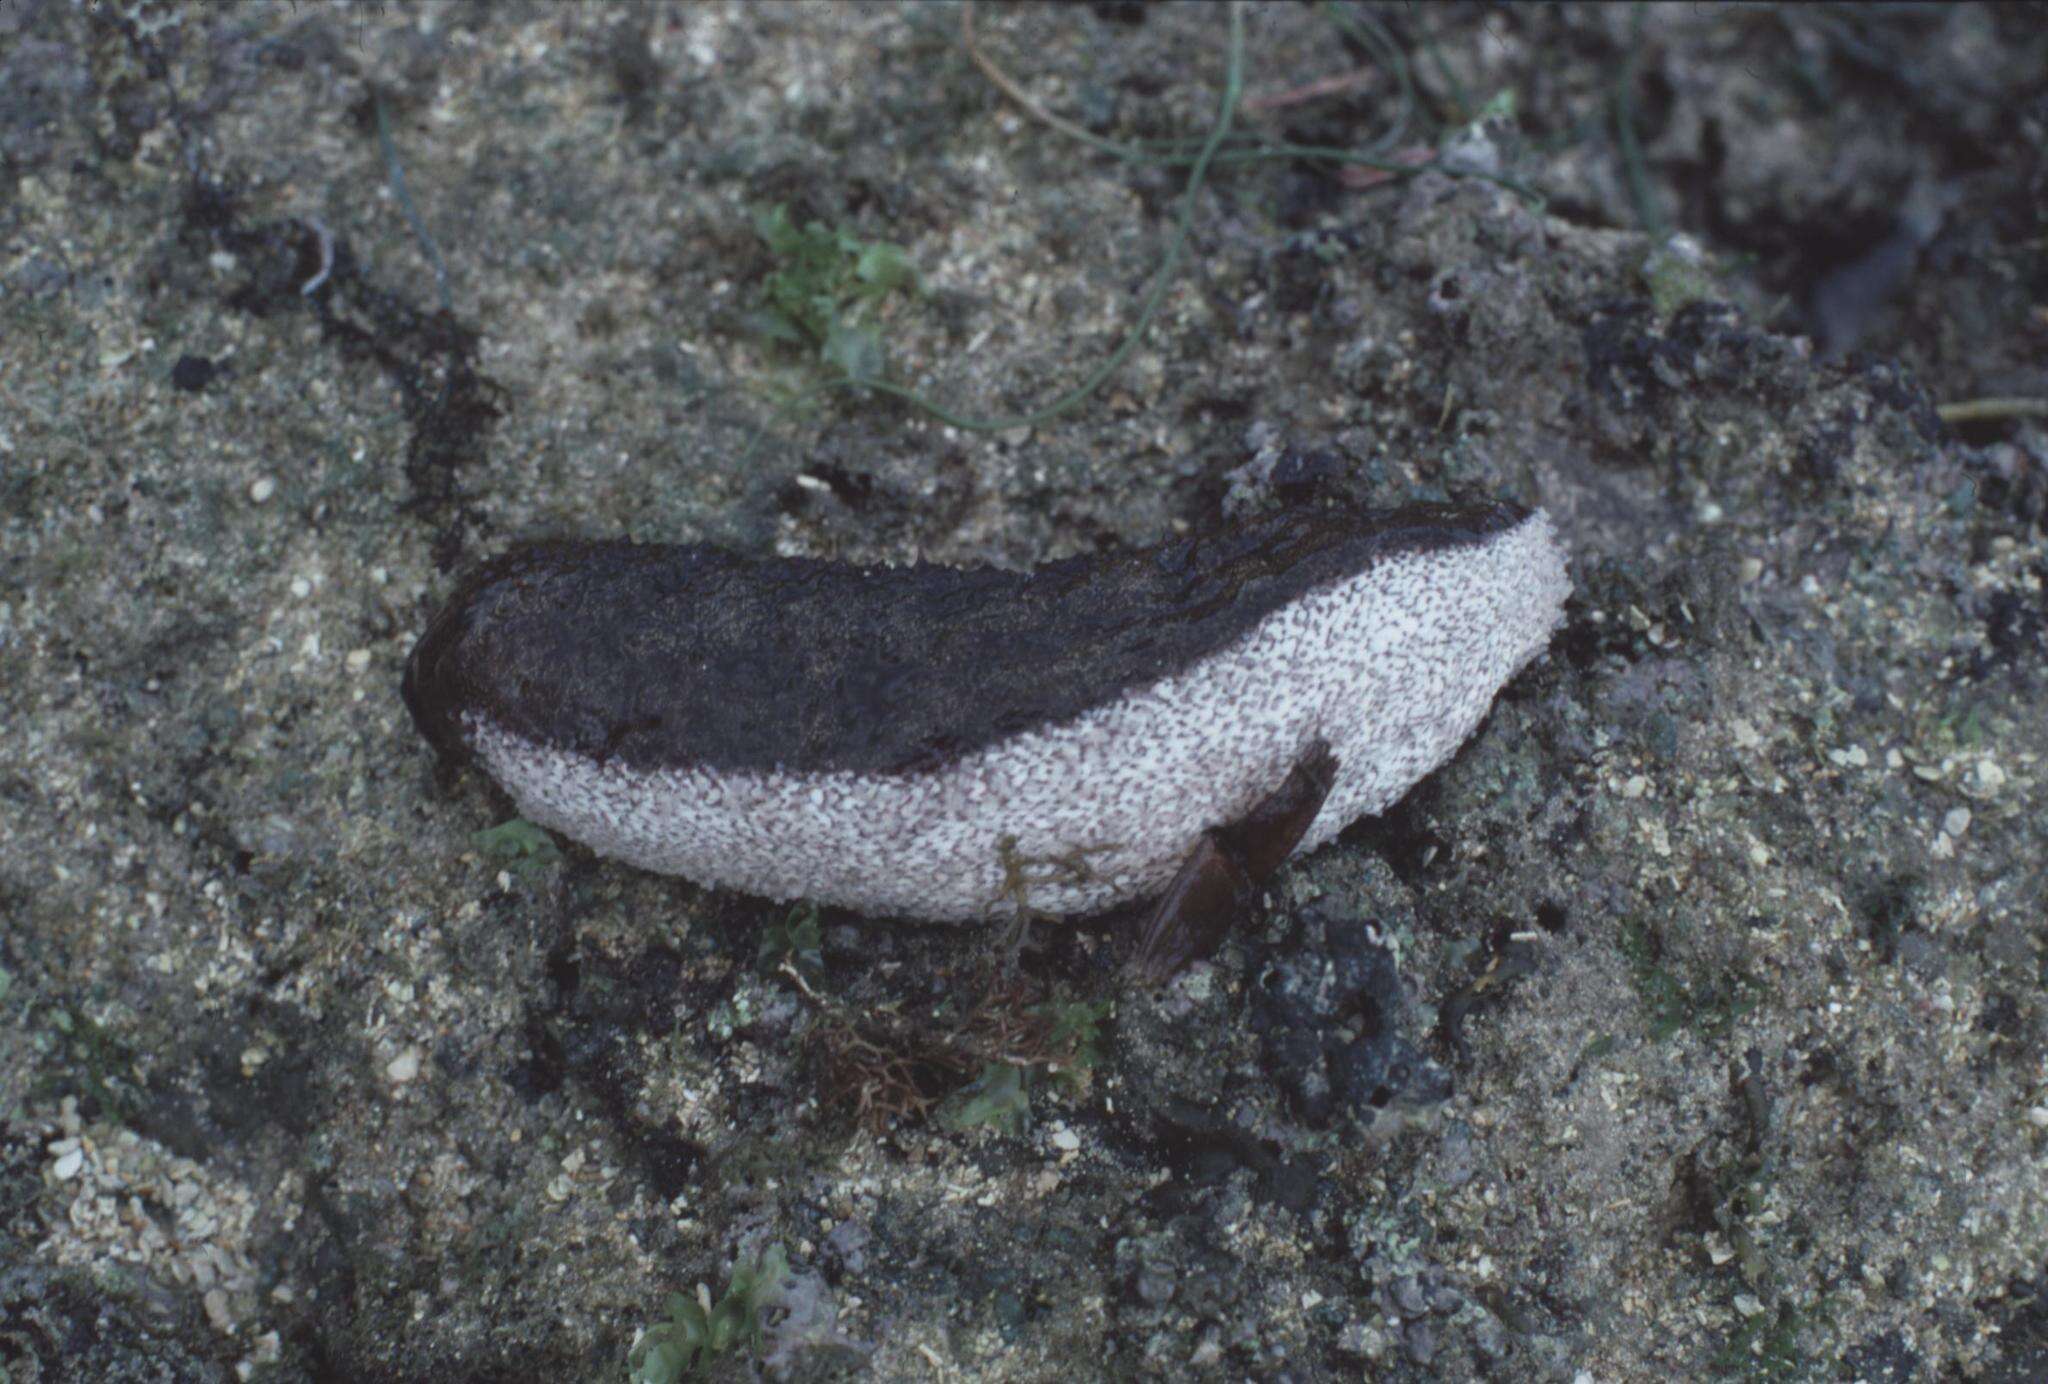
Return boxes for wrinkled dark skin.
[401,502,1526,778]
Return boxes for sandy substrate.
[2,2,2044,1379]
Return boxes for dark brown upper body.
[400,500,1530,778]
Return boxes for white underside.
[466,511,1569,922]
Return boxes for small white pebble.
[385,1048,422,1083]
[289,576,312,599]
[1049,1126,1080,1153]
[1974,759,2005,795]
[52,1147,86,1180]
[1734,1293,1764,1318]
[345,649,373,674]
[2026,1107,2048,1129]
[1942,807,1971,839]
[248,477,275,503]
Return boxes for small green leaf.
[1577,1033,1618,1068]
[628,1338,687,1384]
[1039,997,1112,1091]
[740,1244,792,1342]
[627,1248,804,1380]
[707,1299,744,1353]
[741,308,809,346]
[939,1062,1031,1134]
[751,203,803,256]
[472,818,562,876]
[748,205,919,381]
[1476,88,1517,122]
[667,1292,709,1351]
[759,903,825,977]
[1043,998,1111,1050]
[822,318,885,383]
[473,818,556,858]
[855,241,917,294]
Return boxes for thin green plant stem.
[766,2,1248,440]
[975,3,1418,182]
[749,2,1545,456]
[969,0,1526,206]
[1409,1,1474,123]
[1115,137,1545,206]
[373,88,453,313]
[1125,2,1410,163]
[1614,2,1666,240]
[1314,2,1414,157]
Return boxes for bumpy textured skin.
[402,503,1569,922]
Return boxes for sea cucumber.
[402,501,1568,925]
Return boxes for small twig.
[1936,397,2048,425]
[777,959,824,1005]
[960,1,1101,149]
[298,215,335,296]
[1244,66,1379,113]
[1336,143,1436,189]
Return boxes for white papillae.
[466,511,1569,921]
